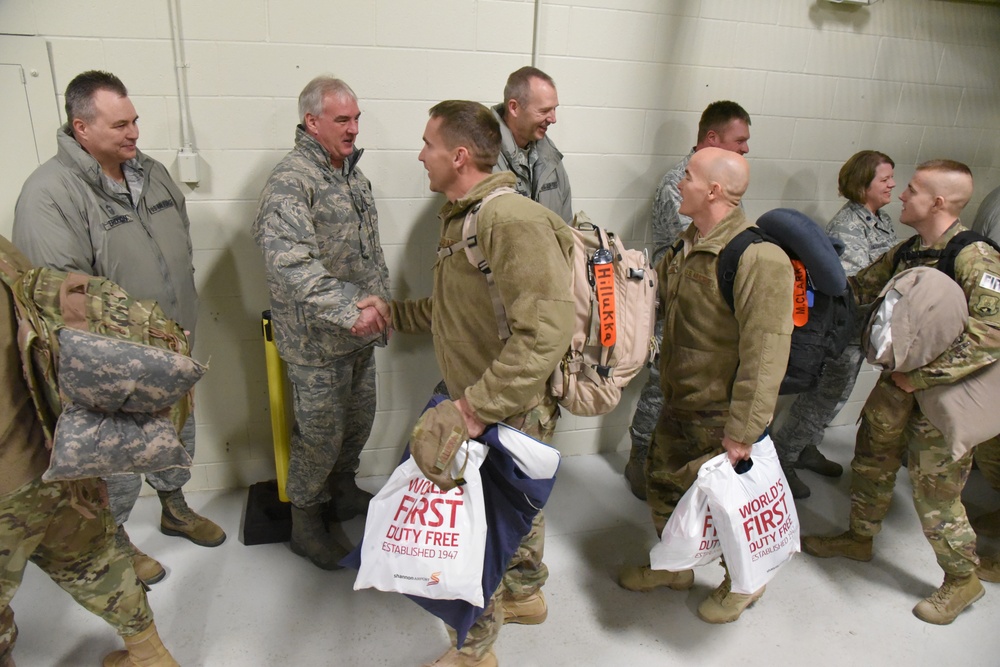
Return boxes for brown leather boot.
[102,623,178,667]
[115,524,165,586]
[291,504,348,570]
[158,489,226,547]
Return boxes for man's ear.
[704,130,719,147]
[453,145,470,169]
[72,118,88,141]
[506,98,519,119]
[302,113,318,135]
[707,180,722,201]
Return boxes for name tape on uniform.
[981,272,1000,293]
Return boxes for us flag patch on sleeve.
[981,272,1000,293]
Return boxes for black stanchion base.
[241,479,292,545]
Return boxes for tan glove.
[409,399,470,491]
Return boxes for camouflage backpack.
[0,234,192,447]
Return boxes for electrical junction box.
[177,148,200,184]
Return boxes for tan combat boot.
[115,525,165,586]
[801,530,873,561]
[290,504,348,570]
[976,554,1000,583]
[502,589,547,625]
[422,648,497,667]
[624,450,647,501]
[618,564,694,592]
[102,623,178,667]
[158,489,226,547]
[913,573,985,625]
[695,561,765,623]
[697,582,765,624]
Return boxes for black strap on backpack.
[717,227,769,312]
[890,230,1000,281]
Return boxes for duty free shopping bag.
[649,484,722,571]
[696,435,800,594]
[352,439,490,606]
[344,396,561,646]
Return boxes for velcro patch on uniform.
[148,199,176,214]
[682,268,713,286]
[980,272,1000,293]
[103,214,132,230]
[539,181,558,192]
[974,294,999,317]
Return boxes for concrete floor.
[10,425,1000,666]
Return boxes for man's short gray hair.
[503,67,556,107]
[298,76,357,122]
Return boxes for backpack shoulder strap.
[435,186,518,340]
[938,230,1000,281]
[717,227,768,312]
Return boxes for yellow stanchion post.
[262,310,291,503]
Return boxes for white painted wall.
[1,0,998,490]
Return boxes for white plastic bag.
[696,435,800,594]
[649,484,722,571]
[353,440,489,606]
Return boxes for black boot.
[782,463,811,499]
[290,504,348,570]
[325,472,374,523]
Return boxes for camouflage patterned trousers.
[0,477,153,661]
[626,318,664,464]
[104,416,196,525]
[646,408,728,535]
[447,396,557,660]
[771,344,864,465]
[285,347,376,508]
[973,435,1000,490]
[848,377,979,576]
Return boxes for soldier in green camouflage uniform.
[772,151,898,499]
[392,101,574,667]
[253,76,391,570]
[0,237,174,665]
[803,160,1000,625]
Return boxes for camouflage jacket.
[851,221,1000,390]
[0,239,47,496]
[253,126,390,365]
[651,150,693,266]
[826,200,897,277]
[658,208,794,444]
[491,104,573,223]
[391,172,575,424]
[13,125,199,342]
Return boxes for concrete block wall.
[1,0,998,490]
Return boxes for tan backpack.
[442,188,659,416]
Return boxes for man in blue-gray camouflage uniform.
[624,100,751,499]
[253,76,391,571]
